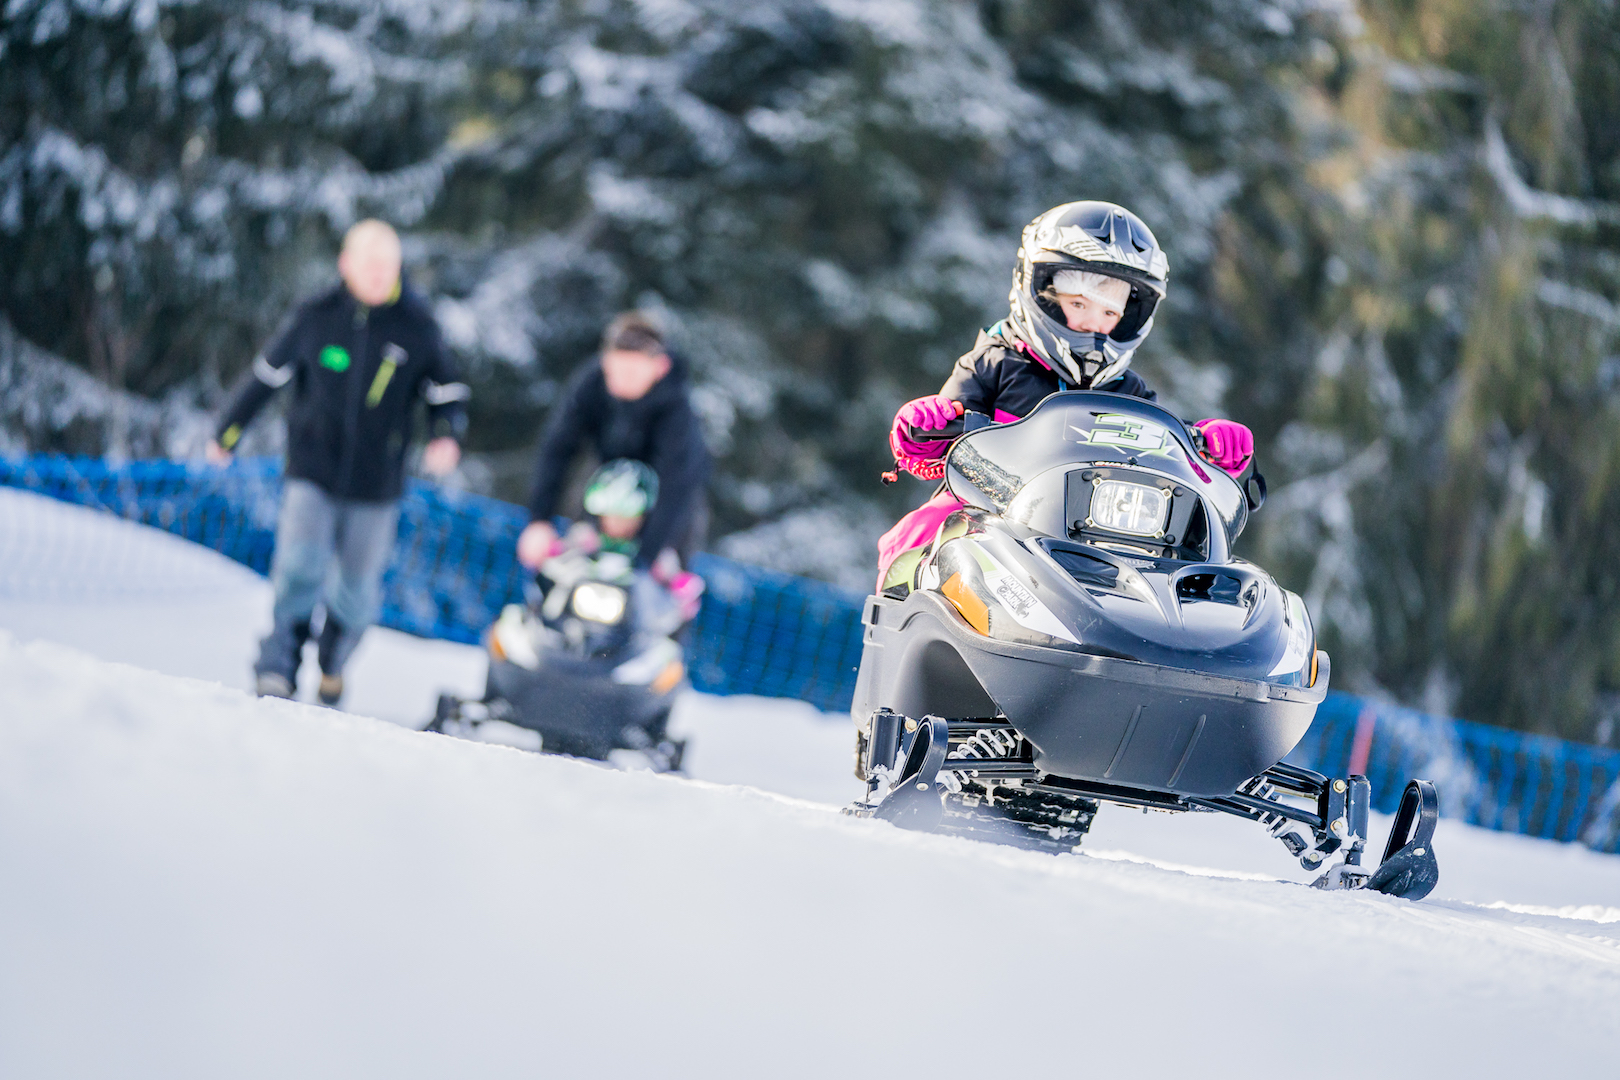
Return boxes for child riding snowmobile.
[879,200,1253,593]
[425,460,704,772]
[857,202,1440,900]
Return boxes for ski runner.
[878,200,1254,591]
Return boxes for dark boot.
[255,617,311,696]
[316,616,355,706]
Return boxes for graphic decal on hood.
[969,543,1080,644]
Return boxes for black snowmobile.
[425,548,690,772]
[851,391,1439,900]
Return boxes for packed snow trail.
[3,632,1619,1079]
[5,486,1620,1076]
[6,485,1620,901]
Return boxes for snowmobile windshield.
[944,391,1249,557]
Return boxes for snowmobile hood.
[919,526,1317,688]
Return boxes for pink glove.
[1194,418,1254,477]
[667,571,705,622]
[889,395,961,460]
[649,550,704,620]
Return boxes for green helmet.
[583,459,659,519]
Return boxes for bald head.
[339,219,402,307]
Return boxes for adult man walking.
[208,219,468,704]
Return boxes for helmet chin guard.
[1005,201,1169,387]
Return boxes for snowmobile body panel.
[853,591,1322,798]
[915,523,1318,688]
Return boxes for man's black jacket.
[215,282,468,502]
[528,352,711,568]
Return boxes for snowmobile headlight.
[570,582,628,625]
[1088,479,1170,537]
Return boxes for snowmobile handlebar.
[902,404,991,444]
[911,406,1233,469]
[1190,426,1268,511]
[897,396,1268,513]
[883,403,979,484]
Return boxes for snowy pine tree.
[5,0,1620,740]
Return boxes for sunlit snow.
[2,487,1617,1077]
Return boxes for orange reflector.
[1309,648,1319,688]
[651,660,685,696]
[941,572,991,636]
[486,626,506,663]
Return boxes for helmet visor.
[1030,261,1159,343]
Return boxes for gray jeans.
[256,479,401,681]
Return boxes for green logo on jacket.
[319,345,351,372]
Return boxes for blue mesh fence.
[2,452,1617,851]
[0,454,865,710]
[1291,693,1620,851]
[686,556,864,710]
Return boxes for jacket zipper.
[339,303,369,495]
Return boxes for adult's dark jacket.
[215,281,469,502]
[940,321,1156,418]
[528,352,711,568]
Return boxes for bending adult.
[209,219,468,704]
[518,312,710,573]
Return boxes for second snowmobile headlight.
[570,582,628,625]
[1088,479,1170,537]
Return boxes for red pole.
[1348,704,1377,776]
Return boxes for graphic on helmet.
[1006,201,1169,389]
[583,459,660,519]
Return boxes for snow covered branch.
[1483,116,1620,229]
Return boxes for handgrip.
[1190,424,1265,507]
[903,400,976,443]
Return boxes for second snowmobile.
[850,391,1439,900]
[425,547,691,772]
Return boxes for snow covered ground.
[3,487,1619,1077]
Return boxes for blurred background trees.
[3,0,1618,743]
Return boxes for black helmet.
[583,459,659,518]
[1006,201,1170,388]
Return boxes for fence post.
[1348,704,1377,776]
